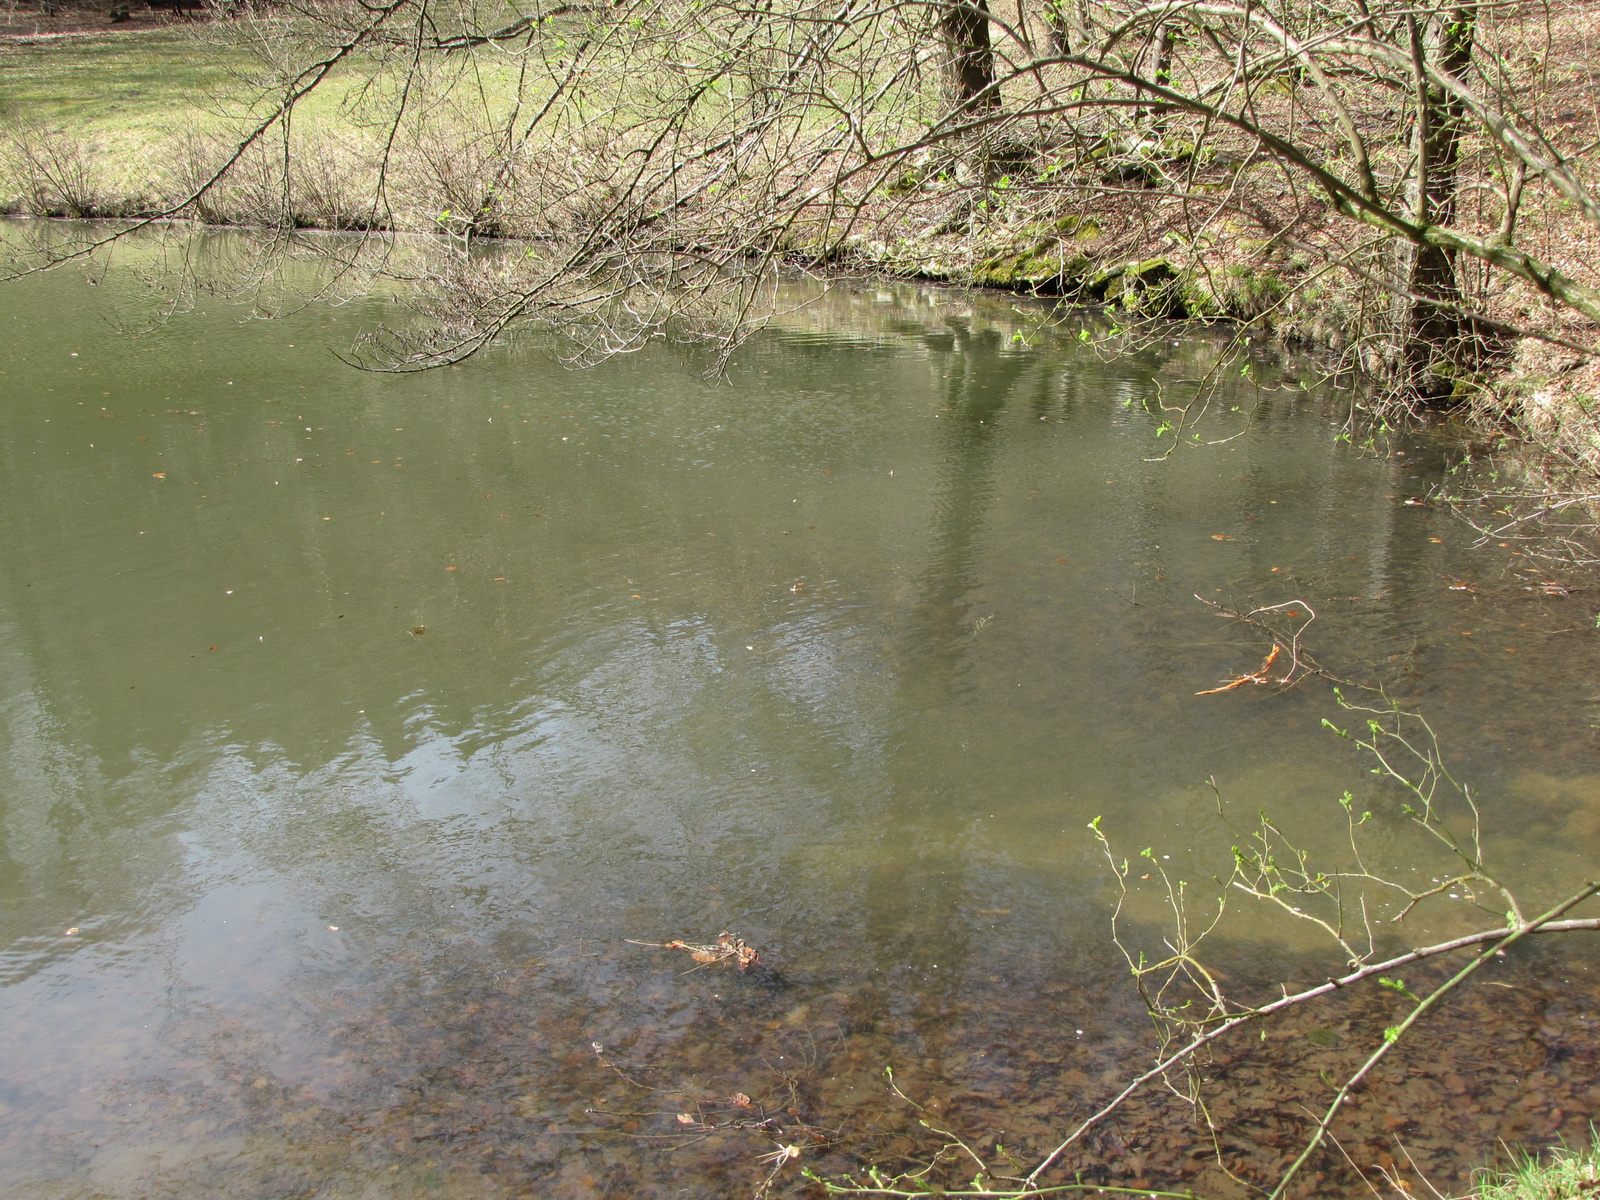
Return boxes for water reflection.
[1,241,1598,1197]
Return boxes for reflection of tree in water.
[854,320,1037,1117]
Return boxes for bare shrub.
[284,130,380,230]
[171,123,378,230]
[0,119,106,217]
[171,125,236,224]
[392,115,523,239]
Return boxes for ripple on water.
[0,247,1597,1197]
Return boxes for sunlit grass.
[0,20,929,223]
[0,30,247,131]
[1474,1134,1600,1200]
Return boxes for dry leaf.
[629,932,761,971]
[1196,643,1281,695]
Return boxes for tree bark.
[942,0,999,113]
[1404,7,1476,400]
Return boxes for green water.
[2,231,1597,1199]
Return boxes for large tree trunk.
[1403,7,1476,400]
[942,0,999,114]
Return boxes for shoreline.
[5,201,1586,471]
[2,15,1596,476]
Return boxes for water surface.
[2,233,1598,1198]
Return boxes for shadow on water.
[0,240,1598,1198]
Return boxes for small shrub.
[172,126,381,231]
[0,119,107,217]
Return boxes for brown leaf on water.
[676,1113,696,1125]
[729,1093,753,1109]
[1196,643,1282,695]
[629,932,762,970]
[717,932,761,969]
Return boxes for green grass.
[0,29,247,133]
[0,26,548,152]
[0,28,444,210]
[1474,1134,1600,1200]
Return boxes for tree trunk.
[942,0,999,113]
[1136,23,1173,139]
[1403,7,1476,401]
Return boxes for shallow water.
[1,232,1597,1199]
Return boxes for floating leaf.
[1197,643,1281,695]
[627,932,761,971]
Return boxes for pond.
[1,228,1597,1199]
